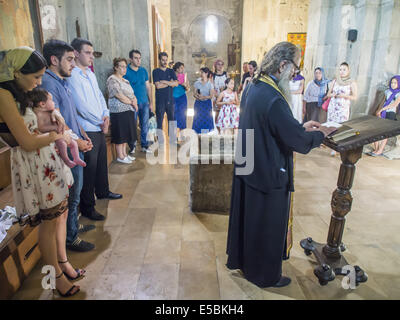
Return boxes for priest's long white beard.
[277,65,293,103]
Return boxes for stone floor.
[6,145,400,300]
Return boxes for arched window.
[205,15,218,43]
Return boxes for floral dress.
[11,107,73,222]
[216,91,239,129]
[327,82,352,123]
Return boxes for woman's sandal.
[59,260,86,281]
[55,272,80,297]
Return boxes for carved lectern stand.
[300,115,400,286]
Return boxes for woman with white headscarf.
[326,62,358,156]
[326,62,358,124]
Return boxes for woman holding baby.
[0,47,81,297]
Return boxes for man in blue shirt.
[152,52,178,134]
[124,49,153,153]
[41,40,96,255]
[68,38,122,222]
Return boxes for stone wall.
[303,0,400,118]
[38,0,154,92]
[171,0,243,84]
[0,0,37,50]
[241,0,309,67]
[151,0,172,68]
[0,0,41,151]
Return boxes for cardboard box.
[0,223,41,300]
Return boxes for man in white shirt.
[68,38,122,221]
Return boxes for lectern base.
[300,237,368,286]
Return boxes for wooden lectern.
[300,115,400,286]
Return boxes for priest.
[226,42,336,288]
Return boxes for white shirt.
[67,67,110,132]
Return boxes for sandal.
[370,152,383,157]
[59,260,86,281]
[55,272,80,297]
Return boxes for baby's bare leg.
[69,139,86,167]
[55,139,76,168]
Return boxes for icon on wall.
[287,33,307,70]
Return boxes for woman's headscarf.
[336,65,352,86]
[381,75,400,118]
[293,72,304,82]
[313,67,329,107]
[0,46,34,83]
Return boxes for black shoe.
[55,273,80,297]
[66,238,95,252]
[77,224,96,233]
[272,276,291,288]
[97,192,122,200]
[81,210,105,221]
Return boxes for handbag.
[322,97,330,112]
[322,80,335,112]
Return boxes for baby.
[28,88,86,169]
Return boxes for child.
[216,78,240,135]
[177,72,186,87]
[28,88,86,168]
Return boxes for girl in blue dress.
[173,62,189,140]
[192,67,215,134]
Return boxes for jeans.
[137,103,150,148]
[66,151,84,244]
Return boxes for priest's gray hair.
[255,42,299,79]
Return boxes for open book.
[321,121,359,142]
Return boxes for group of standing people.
[191,59,243,135]
[290,62,358,126]
[290,63,400,157]
[106,48,154,164]
[149,54,242,139]
[2,33,398,299]
[290,62,358,156]
[0,39,126,297]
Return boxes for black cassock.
[226,78,324,288]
